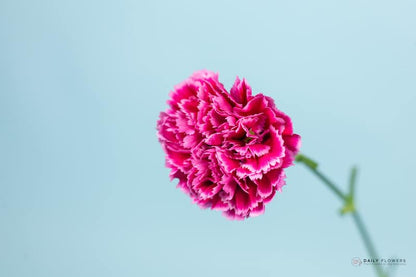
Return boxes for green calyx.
[295,154,318,170]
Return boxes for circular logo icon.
[352,257,362,266]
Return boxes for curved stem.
[306,165,347,202]
[296,154,387,277]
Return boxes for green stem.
[352,211,386,277]
[306,166,347,202]
[296,154,387,277]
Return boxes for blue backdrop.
[1,0,415,276]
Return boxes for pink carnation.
[157,70,301,220]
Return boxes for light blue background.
[1,0,415,276]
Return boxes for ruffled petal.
[230,77,252,106]
[216,151,240,173]
[157,70,301,220]
[250,202,265,217]
[234,187,251,214]
[254,174,273,198]
[206,133,223,146]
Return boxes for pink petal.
[254,174,273,198]
[213,95,233,115]
[234,187,251,214]
[234,144,271,158]
[234,94,267,116]
[250,203,265,217]
[241,127,285,173]
[284,134,301,152]
[265,169,284,188]
[235,166,251,179]
[223,209,245,220]
[230,77,252,105]
[175,113,194,135]
[168,83,197,109]
[196,180,221,199]
[216,151,240,173]
[219,175,236,200]
[183,134,200,149]
[211,196,229,211]
[190,70,219,81]
[263,189,276,204]
[209,110,226,127]
[206,133,223,146]
[166,149,191,170]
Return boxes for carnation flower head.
[157,70,301,220]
